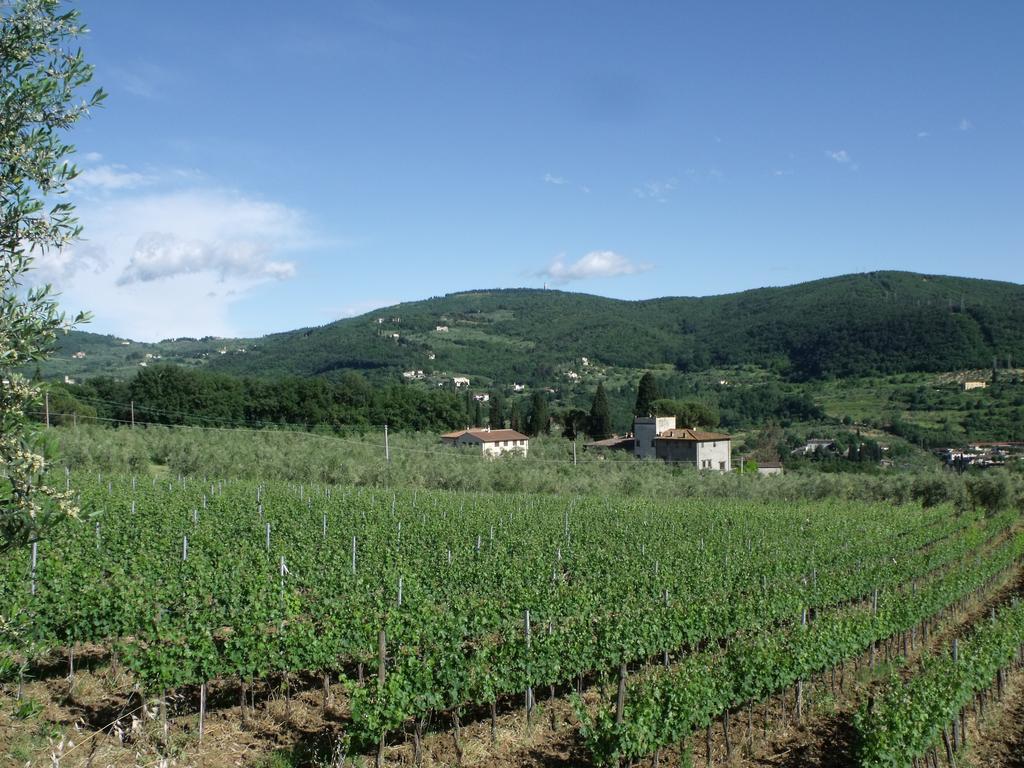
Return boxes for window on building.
[720,461,726,470]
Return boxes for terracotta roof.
[584,435,635,450]
[440,428,529,443]
[655,428,731,442]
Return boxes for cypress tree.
[634,372,659,416]
[488,392,503,428]
[510,400,523,432]
[589,383,612,439]
[528,391,549,436]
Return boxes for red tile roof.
[440,428,529,443]
[655,428,731,442]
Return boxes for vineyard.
[1,473,1023,767]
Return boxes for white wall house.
[440,428,529,457]
[633,415,732,471]
[453,376,470,388]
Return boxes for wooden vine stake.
[615,662,627,725]
[548,621,557,730]
[797,607,807,720]
[376,629,386,768]
[199,681,207,743]
[870,588,879,670]
[524,609,534,731]
[30,541,37,596]
[951,638,961,751]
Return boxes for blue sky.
[41,1,1024,340]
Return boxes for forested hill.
[60,271,1024,383]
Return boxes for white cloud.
[917,131,930,138]
[73,164,155,191]
[958,117,973,131]
[826,149,859,170]
[82,151,104,163]
[539,250,652,282]
[543,173,568,185]
[117,232,296,285]
[35,183,315,340]
[633,179,677,202]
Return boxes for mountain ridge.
[53,271,1024,384]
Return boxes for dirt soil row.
[3,564,1023,767]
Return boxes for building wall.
[481,438,529,458]
[697,440,731,471]
[655,438,732,471]
[446,434,528,457]
[634,416,677,459]
[654,439,697,465]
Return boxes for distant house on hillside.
[441,427,529,457]
[792,438,837,456]
[452,376,470,388]
[472,393,490,402]
[634,416,732,471]
[962,380,987,391]
[435,325,449,332]
[754,461,783,476]
[512,383,526,392]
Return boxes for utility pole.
[44,391,50,427]
[572,438,577,466]
[384,424,390,463]
[130,400,135,428]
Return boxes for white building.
[453,376,470,388]
[435,325,450,332]
[512,383,526,392]
[633,415,732,471]
[633,416,678,460]
[472,393,490,402]
[440,428,529,457]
